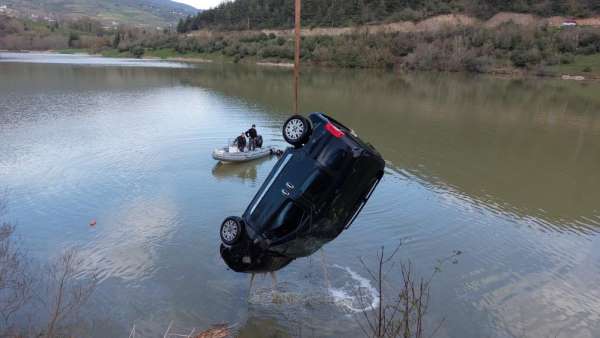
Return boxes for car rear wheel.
[220,216,244,245]
[283,115,311,147]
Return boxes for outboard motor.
[256,135,263,148]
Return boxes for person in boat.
[245,124,257,151]
[234,133,247,152]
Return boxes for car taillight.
[325,122,345,138]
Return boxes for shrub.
[583,66,592,72]
[556,30,579,53]
[464,55,491,73]
[331,44,368,68]
[222,44,240,57]
[130,46,144,58]
[544,54,561,65]
[67,32,80,48]
[258,45,294,59]
[511,48,541,68]
[240,33,269,43]
[388,8,424,22]
[560,53,575,64]
[494,23,523,51]
[391,33,417,56]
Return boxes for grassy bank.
[5,12,600,78]
[94,22,600,78]
[547,54,600,75]
[78,43,600,80]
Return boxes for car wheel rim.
[285,119,304,141]
[222,220,238,242]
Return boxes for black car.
[220,113,385,273]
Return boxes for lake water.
[1,52,600,337]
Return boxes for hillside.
[178,0,600,32]
[1,0,198,27]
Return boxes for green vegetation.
[178,0,600,32]
[57,48,88,54]
[134,23,600,75]
[0,15,112,51]
[548,54,600,75]
[3,1,600,77]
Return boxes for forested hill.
[178,0,600,32]
[2,0,198,27]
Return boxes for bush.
[388,8,424,22]
[239,33,269,43]
[556,30,579,53]
[583,66,592,72]
[331,44,368,68]
[560,53,575,64]
[464,55,491,73]
[391,33,417,56]
[222,44,240,57]
[130,46,144,58]
[258,45,294,59]
[68,32,80,48]
[511,48,542,68]
[544,54,561,65]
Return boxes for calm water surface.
[1,52,600,337]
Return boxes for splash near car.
[220,113,385,273]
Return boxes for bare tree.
[356,246,461,338]
[0,223,33,332]
[0,194,98,337]
[0,197,32,334]
[41,248,98,338]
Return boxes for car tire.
[282,115,312,147]
[220,216,244,245]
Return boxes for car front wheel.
[282,115,311,147]
[220,216,244,245]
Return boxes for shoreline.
[2,49,598,81]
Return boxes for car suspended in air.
[219,113,385,273]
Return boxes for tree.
[67,32,79,48]
[112,31,121,48]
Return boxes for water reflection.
[211,160,266,183]
[2,53,600,338]
[79,196,179,282]
[181,65,600,233]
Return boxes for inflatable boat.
[212,145,278,163]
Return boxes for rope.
[294,0,301,114]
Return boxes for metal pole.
[294,0,301,114]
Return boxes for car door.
[244,149,315,236]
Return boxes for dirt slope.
[189,12,600,38]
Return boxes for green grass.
[548,54,600,76]
[143,49,233,62]
[101,49,132,58]
[57,48,88,54]
[143,48,179,59]
[99,48,232,63]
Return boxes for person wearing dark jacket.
[234,133,246,152]
[245,124,257,151]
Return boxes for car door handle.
[286,182,295,189]
[281,189,290,196]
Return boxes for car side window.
[317,148,348,171]
[270,201,306,238]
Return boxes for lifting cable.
[294,0,301,114]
